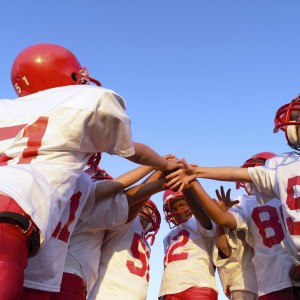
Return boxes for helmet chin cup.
[286,122,300,149]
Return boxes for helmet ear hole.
[71,72,78,82]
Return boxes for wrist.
[157,159,168,171]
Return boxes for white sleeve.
[248,166,276,205]
[196,220,216,238]
[87,189,129,229]
[82,89,135,157]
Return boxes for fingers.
[231,200,240,206]
[182,157,188,167]
[165,169,180,180]
[226,188,231,198]
[165,176,179,187]
[215,189,221,200]
[166,180,183,192]
[162,154,175,160]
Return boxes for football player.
[87,200,161,300]
[166,94,300,275]
[22,164,155,299]
[0,43,181,298]
[50,168,166,299]
[158,188,218,300]
[168,151,300,299]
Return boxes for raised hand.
[215,186,239,212]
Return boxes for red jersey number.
[286,176,300,235]
[0,117,48,165]
[164,229,189,266]
[52,191,81,243]
[251,205,284,248]
[126,232,150,282]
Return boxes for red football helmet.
[139,200,161,246]
[236,152,276,194]
[163,189,192,228]
[274,95,300,150]
[11,43,101,97]
[84,160,113,182]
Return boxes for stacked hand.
[163,154,183,172]
[165,158,197,192]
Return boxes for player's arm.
[213,188,236,257]
[216,226,232,258]
[194,166,251,182]
[166,158,252,190]
[183,180,237,229]
[94,165,154,201]
[125,174,165,222]
[181,181,213,230]
[125,142,182,171]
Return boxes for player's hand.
[215,186,239,212]
[165,158,197,192]
[163,154,183,172]
[289,264,300,282]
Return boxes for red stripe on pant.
[161,287,218,300]
[49,272,86,300]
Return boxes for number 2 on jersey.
[164,229,189,266]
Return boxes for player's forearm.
[141,170,163,185]
[194,166,252,183]
[216,226,232,257]
[189,180,237,229]
[115,165,154,188]
[182,183,213,230]
[126,142,167,170]
[125,179,165,207]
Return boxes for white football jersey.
[214,229,257,296]
[88,217,150,300]
[23,172,92,292]
[0,85,134,242]
[159,216,217,297]
[229,194,297,296]
[66,186,129,294]
[248,152,300,261]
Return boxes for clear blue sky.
[1,1,300,299]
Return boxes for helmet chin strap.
[286,123,300,150]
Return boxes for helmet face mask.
[11,43,101,97]
[163,190,192,229]
[274,96,300,150]
[139,200,161,246]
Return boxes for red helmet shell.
[139,200,161,245]
[273,95,300,149]
[84,167,113,182]
[11,43,101,97]
[241,152,276,168]
[236,152,276,190]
